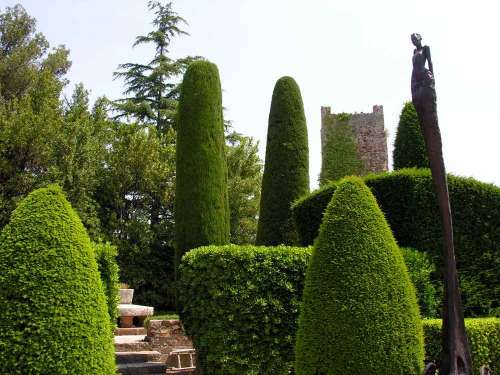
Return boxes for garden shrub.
[175,60,230,267]
[295,177,424,375]
[402,247,441,318]
[94,241,120,324]
[393,102,429,169]
[292,168,500,316]
[178,242,497,374]
[423,318,499,374]
[0,185,115,374]
[256,76,309,246]
[178,244,311,375]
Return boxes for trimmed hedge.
[0,185,115,374]
[94,242,120,324]
[393,102,429,169]
[292,169,500,316]
[423,318,499,373]
[256,76,309,246]
[179,244,311,375]
[175,61,230,267]
[178,244,497,374]
[295,177,424,374]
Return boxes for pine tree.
[295,177,424,375]
[256,76,309,245]
[113,1,201,133]
[175,61,230,266]
[393,102,429,169]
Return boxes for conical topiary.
[0,185,115,374]
[256,76,309,246]
[175,60,230,267]
[393,102,429,169]
[295,177,424,375]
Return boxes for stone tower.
[320,105,388,179]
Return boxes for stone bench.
[118,304,154,328]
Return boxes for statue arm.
[424,45,434,74]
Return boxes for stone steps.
[116,351,161,364]
[116,361,166,375]
[116,327,147,336]
[115,335,151,352]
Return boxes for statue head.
[411,33,422,48]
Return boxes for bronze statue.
[411,33,473,375]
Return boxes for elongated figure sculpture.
[410,33,472,375]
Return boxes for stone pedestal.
[118,288,154,329]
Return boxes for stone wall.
[321,105,388,176]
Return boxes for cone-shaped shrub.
[393,102,429,169]
[175,60,230,266]
[0,185,115,374]
[256,76,309,245]
[295,177,424,375]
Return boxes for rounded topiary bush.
[175,60,230,267]
[295,177,424,375]
[256,76,309,245]
[0,185,115,374]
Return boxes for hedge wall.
[179,245,311,375]
[295,177,424,375]
[94,242,120,324]
[178,245,497,374]
[0,185,115,374]
[292,169,500,316]
[423,318,499,373]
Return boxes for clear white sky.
[5,0,500,188]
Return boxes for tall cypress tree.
[393,102,429,169]
[175,60,229,266]
[256,76,309,246]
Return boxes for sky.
[4,0,500,188]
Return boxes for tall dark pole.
[410,33,472,375]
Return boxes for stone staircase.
[116,350,166,375]
[115,331,167,375]
[115,321,195,375]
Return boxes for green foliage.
[96,123,177,309]
[295,177,424,375]
[423,318,499,374]
[178,244,311,375]
[393,102,429,169]
[256,76,309,246]
[113,1,201,133]
[94,242,120,324]
[292,168,500,316]
[179,244,497,374]
[0,185,115,374]
[175,61,230,266]
[319,113,365,185]
[226,131,262,244]
[401,247,441,318]
[0,4,70,100]
[0,4,110,234]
